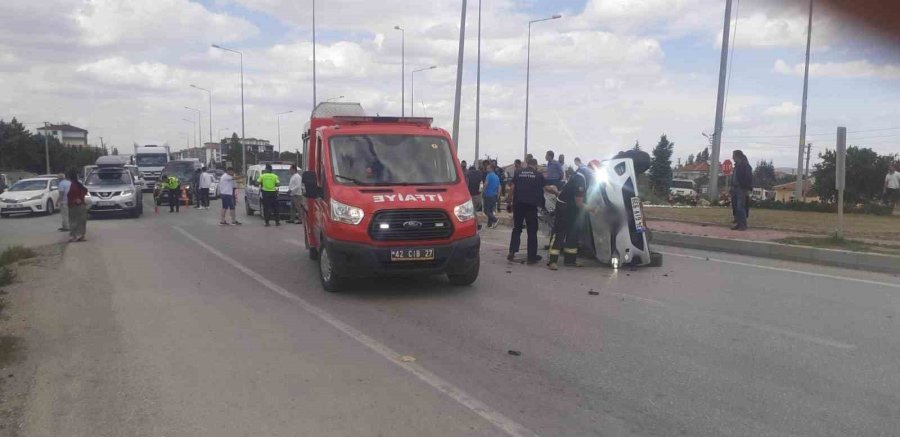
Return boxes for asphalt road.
[3,192,900,436]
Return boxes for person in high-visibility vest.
[258,164,281,226]
[163,174,181,213]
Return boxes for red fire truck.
[300,103,480,292]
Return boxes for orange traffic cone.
[180,187,189,210]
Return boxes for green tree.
[0,118,105,173]
[753,160,777,189]
[227,133,243,173]
[632,140,641,151]
[813,146,896,204]
[696,147,709,163]
[112,147,119,155]
[649,134,674,198]
[686,154,695,165]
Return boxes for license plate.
[630,197,645,232]
[390,248,435,262]
[98,200,114,207]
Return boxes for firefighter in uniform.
[258,164,281,226]
[547,170,588,270]
[164,174,181,213]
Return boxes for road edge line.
[173,226,537,437]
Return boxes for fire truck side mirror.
[301,171,321,198]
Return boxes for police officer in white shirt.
[288,164,304,224]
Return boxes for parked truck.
[299,102,479,292]
[133,144,170,192]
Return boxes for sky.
[1,0,899,169]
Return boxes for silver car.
[84,168,144,218]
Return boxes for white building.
[35,123,89,147]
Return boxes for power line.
[728,125,900,140]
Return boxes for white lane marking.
[658,250,900,290]
[174,226,537,437]
[483,239,855,349]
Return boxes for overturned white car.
[586,156,662,268]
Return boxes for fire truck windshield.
[330,134,459,185]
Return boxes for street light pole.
[211,44,245,175]
[394,26,405,116]
[183,119,196,147]
[411,66,436,117]
[43,122,50,174]
[276,110,294,156]
[795,0,814,201]
[523,14,562,158]
[707,0,732,202]
[184,106,201,150]
[312,0,317,109]
[475,0,482,164]
[190,84,213,165]
[451,0,467,150]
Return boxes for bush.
[0,266,14,287]
[0,245,35,267]
[750,199,894,216]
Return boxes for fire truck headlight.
[454,199,475,222]
[330,198,365,225]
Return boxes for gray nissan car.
[84,167,144,218]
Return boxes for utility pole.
[474,0,482,164]
[394,26,405,116]
[804,143,812,179]
[43,122,50,174]
[451,0,467,150]
[312,0,317,109]
[707,0,733,202]
[795,0,813,200]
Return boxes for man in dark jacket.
[731,150,753,230]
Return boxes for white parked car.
[669,179,698,199]
[0,177,61,218]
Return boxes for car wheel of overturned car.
[318,246,343,293]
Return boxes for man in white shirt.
[885,163,900,211]
[287,164,304,224]
[198,167,215,209]
[218,167,241,225]
[57,173,71,231]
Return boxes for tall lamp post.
[182,119,196,148]
[475,0,482,164]
[523,14,562,158]
[184,106,201,150]
[394,25,405,116]
[411,66,436,117]
[190,84,213,165]
[276,110,294,157]
[42,122,50,174]
[211,44,245,175]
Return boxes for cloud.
[763,101,801,117]
[773,59,900,80]
[74,0,258,47]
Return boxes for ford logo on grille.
[402,220,423,229]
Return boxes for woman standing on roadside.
[66,168,88,242]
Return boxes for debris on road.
[588,290,599,296]
[507,350,521,356]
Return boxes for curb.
[653,231,900,275]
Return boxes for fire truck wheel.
[447,261,479,286]
[318,246,343,292]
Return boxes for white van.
[244,162,294,219]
